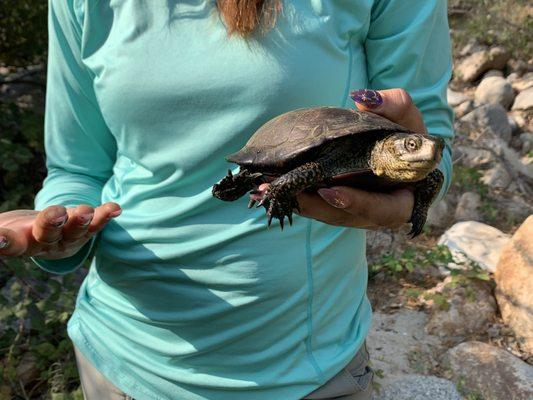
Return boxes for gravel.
[373,375,462,400]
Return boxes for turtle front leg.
[212,169,263,201]
[408,169,444,238]
[259,162,327,229]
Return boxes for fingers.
[31,205,69,246]
[299,186,414,229]
[87,202,122,234]
[0,227,30,256]
[350,88,427,134]
[62,205,95,243]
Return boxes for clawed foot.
[252,188,300,230]
[212,169,263,201]
[408,211,426,238]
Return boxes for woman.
[0,0,453,399]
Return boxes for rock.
[422,276,496,338]
[508,115,520,134]
[459,103,512,142]
[438,221,510,273]
[488,136,533,180]
[459,40,485,57]
[447,88,469,107]
[367,310,442,383]
[453,100,475,118]
[373,375,461,400]
[519,132,533,155]
[512,87,533,111]
[497,196,533,224]
[507,59,528,75]
[454,192,481,222]
[509,110,531,131]
[455,145,495,169]
[475,76,515,109]
[426,199,452,229]
[509,72,533,92]
[443,341,533,400]
[456,46,510,83]
[482,69,504,79]
[481,163,512,189]
[366,230,405,265]
[495,216,533,355]
[16,352,40,384]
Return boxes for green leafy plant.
[0,257,84,398]
[369,244,455,277]
[0,1,47,66]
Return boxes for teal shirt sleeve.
[366,0,454,200]
[31,0,116,274]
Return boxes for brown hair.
[216,0,282,36]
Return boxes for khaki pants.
[74,344,373,400]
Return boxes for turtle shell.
[227,107,411,169]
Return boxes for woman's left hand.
[256,88,428,230]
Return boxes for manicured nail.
[50,214,68,227]
[109,210,122,218]
[318,188,348,209]
[0,236,8,249]
[350,89,383,109]
[78,213,93,226]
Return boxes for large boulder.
[438,221,510,273]
[443,341,533,400]
[495,215,533,355]
[456,46,510,83]
[474,76,515,109]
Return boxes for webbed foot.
[212,169,263,201]
[257,189,300,230]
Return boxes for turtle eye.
[405,138,419,152]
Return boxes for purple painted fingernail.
[350,89,383,109]
[318,188,348,209]
[0,236,8,249]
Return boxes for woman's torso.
[69,1,373,398]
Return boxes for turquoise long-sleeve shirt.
[34,0,453,399]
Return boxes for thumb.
[350,88,427,134]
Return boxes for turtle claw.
[258,190,299,230]
[408,211,426,238]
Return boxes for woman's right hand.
[0,203,121,260]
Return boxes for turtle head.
[370,133,444,181]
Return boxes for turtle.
[212,107,444,237]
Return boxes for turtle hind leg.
[212,169,263,201]
[408,169,444,238]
